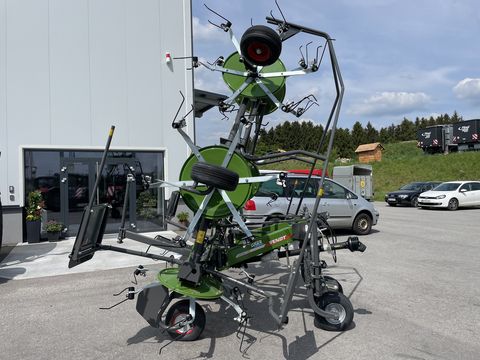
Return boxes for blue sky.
[192,0,480,146]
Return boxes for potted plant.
[25,190,44,243]
[45,220,64,241]
[177,211,190,226]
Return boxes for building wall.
[358,149,382,163]
[0,0,194,245]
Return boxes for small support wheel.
[314,292,353,331]
[240,25,282,66]
[164,300,206,341]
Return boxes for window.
[470,182,480,191]
[24,149,165,236]
[285,178,318,198]
[322,180,347,199]
[459,183,471,192]
[435,183,461,191]
[256,179,284,197]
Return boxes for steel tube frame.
[260,17,345,323]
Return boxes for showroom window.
[24,149,165,237]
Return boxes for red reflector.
[244,199,256,211]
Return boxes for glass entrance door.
[60,160,93,236]
[95,160,136,234]
[60,158,137,236]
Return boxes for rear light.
[244,199,256,211]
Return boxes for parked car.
[418,181,480,210]
[243,172,379,235]
[384,181,442,207]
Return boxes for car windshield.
[256,178,284,197]
[434,183,461,191]
[400,183,423,191]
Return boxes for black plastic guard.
[68,204,109,268]
[136,283,170,328]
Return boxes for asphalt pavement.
[1,202,479,360]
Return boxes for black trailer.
[417,125,452,153]
[451,119,480,151]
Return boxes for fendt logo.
[458,125,470,133]
[421,132,431,139]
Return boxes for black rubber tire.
[190,162,239,192]
[352,213,372,235]
[387,203,397,207]
[447,198,459,211]
[240,25,282,66]
[164,300,206,341]
[411,196,419,207]
[314,292,354,331]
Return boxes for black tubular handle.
[330,236,367,253]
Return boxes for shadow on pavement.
[125,260,369,359]
[0,242,58,283]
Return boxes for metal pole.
[76,126,115,244]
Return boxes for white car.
[418,181,480,210]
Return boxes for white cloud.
[453,78,480,103]
[192,16,228,43]
[348,92,431,117]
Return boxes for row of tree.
[255,112,463,158]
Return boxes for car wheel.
[164,300,206,341]
[388,203,396,207]
[447,198,459,211]
[352,213,372,235]
[314,292,354,331]
[410,196,419,207]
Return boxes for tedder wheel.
[447,198,459,211]
[190,162,239,192]
[164,300,206,341]
[314,292,353,331]
[352,213,372,235]
[240,25,282,66]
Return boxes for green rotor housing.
[179,146,259,219]
[222,52,287,115]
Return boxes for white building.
[0,0,196,245]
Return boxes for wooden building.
[355,142,385,163]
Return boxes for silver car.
[243,172,379,235]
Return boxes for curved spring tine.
[305,41,313,64]
[172,91,186,126]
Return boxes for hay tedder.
[69,3,366,342]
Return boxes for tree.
[365,122,379,143]
[351,121,367,147]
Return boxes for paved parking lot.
[1,202,479,360]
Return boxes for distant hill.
[259,141,480,201]
[366,141,480,200]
